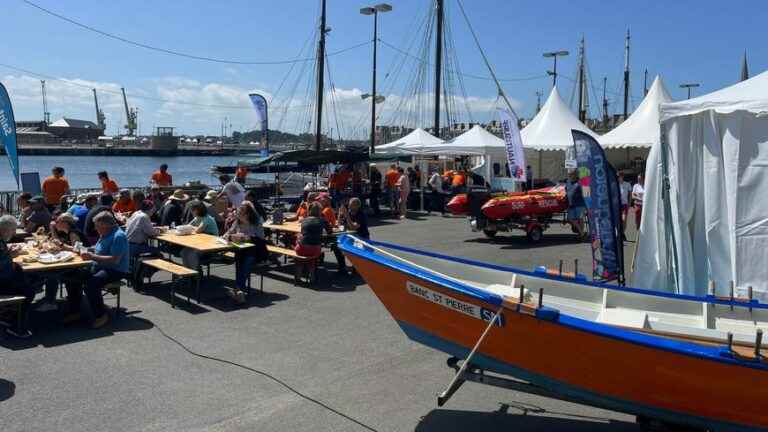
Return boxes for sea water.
[0,155,269,191]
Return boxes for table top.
[155,232,234,253]
[263,220,349,236]
[13,248,93,273]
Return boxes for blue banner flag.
[0,82,19,188]
[248,93,268,150]
[571,130,624,283]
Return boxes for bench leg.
[260,273,264,293]
[196,275,201,304]
[170,275,176,309]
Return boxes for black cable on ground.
[131,316,379,432]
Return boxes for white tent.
[374,128,444,155]
[601,76,672,149]
[633,70,768,300]
[401,124,505,157]
[521,87,599,181]
[600,76,673,175]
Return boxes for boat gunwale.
[339,234,768,311]
[339,234,768,371]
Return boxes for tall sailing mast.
[433,0,444,138]
[314,0,328,151]
[577,36,587,122]
[623,29,631,119]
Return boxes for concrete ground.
[1,211,643,432]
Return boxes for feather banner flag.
[0,82,19,188]
[248,93,268,150]
[498,107,526,182]
[572,130,624,283]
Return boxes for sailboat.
[339,234,768,431]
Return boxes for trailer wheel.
[483,229,497,239]
[526,226,543,243]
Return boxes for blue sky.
[2,0,766,138]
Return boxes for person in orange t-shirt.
[98,171,119,194]
[150,164,172,187]
[235,164,248,185]
[336,167,351,192]
[112,189,137,214]
[319,197,337,227]
[451,170,466,194]
[384,164,400,213]
[42,166,70,208]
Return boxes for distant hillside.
[232,129,365,148]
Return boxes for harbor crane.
[121,87,137,136]
[93,88,106,131]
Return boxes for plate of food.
[36,251,75,264]
[172,225,196,236]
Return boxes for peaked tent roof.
[660,69,768,122]
[375,128,444,155]
[600,76,672,149]
[521,87,598,151]
[401,124,505,156]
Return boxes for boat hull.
[342,239,768,431]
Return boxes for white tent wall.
[633,110,768,299]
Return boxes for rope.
[130,316,379,432]
[21,0,370,66]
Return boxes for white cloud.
[1,73,521,138]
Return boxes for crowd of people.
[0,164,283,337]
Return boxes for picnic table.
[13,248,93,273]
[155,232,235,253]
[263,220,348,236]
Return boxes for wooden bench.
[266,245,320,285]
[102,280,125,318]
[0,296,26,331]
[141,259,199,308]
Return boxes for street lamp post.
[361,3,392,154]
[679,83,700,99]
[543,50,569,88]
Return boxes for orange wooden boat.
[340,234,768,431]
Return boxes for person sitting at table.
[295,202,326,257]
[223,201,268,305]
[0,215,35,338]
[159,189,188,227]
[98,171,119,195]
[84,194,114,244]
[16,192,33,222]
[24,195,52,233]
[35,213,90,313]
[318,196,337,228]
[180,202,220,271]
[125,199,163,257]
[71,212,129,328]
[287,192,318,222]
[148,184,165,220]
[67,194,98,232]
[112,189,137,215]
[338,197,369,240]
[203,190,225,229]
[181,191,205,224]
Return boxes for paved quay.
[1,213,641,432]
